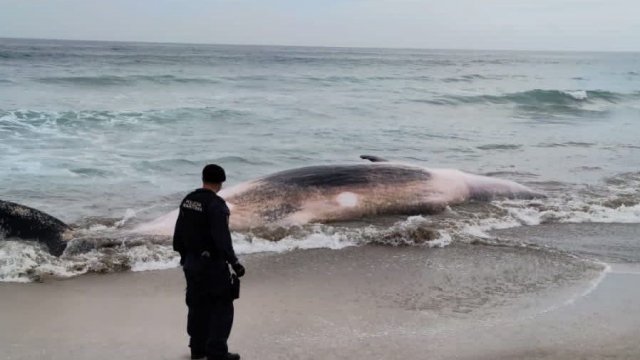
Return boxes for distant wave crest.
[36,74,219,86]
[441,74,497,83]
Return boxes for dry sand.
[1,245,639,360]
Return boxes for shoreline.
[2,243,638,359]
[458,270,640,360]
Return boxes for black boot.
[191,349,206,359]
[208,352,240,360]
[224,353,240,360]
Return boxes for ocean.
[1,38,639,288]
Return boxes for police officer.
[173,164,245,360]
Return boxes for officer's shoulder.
[209,193,227,206]
[208,194,229,211]
[182,189,202,201]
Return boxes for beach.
[2,224,639,359]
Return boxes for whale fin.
[360,155,388,163]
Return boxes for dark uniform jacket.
[173,188,238,297]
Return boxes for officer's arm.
[208,202,239,265]
[172,208,186,261]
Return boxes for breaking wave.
[419,89,637,107]
[0,107,249,131]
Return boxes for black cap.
[202,164,226,183]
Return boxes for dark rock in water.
[65,234,171,255]
[90,250,131,273]
[64,237,101,254]
[0,200,69,256]
[246,226,304,242]
[602,197,638,209]
[379,226,439,246]
[71,216,122,229]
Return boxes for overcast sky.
[1,0,638,51]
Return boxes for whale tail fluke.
[0,200,69,256]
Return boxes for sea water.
[1,38,640,282]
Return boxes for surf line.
[472,258,612,330]
[527,257,611,320]
[561,259,611,307]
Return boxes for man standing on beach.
[173,164,245,360]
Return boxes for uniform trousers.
[183,255,234,358]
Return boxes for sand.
[1,244,639,360]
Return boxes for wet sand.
[2,240,639,360]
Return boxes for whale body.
[1,157,543,255]
[134,159,542,236]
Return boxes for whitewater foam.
[0,241,86,282]
[0,213,462,282]
[563,90,588,100]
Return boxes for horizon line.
[2,36,639,55]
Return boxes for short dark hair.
[202,164,226,184]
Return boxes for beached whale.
[0,200,71,256]
[1,156,543,255]
[134,156,542,236]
